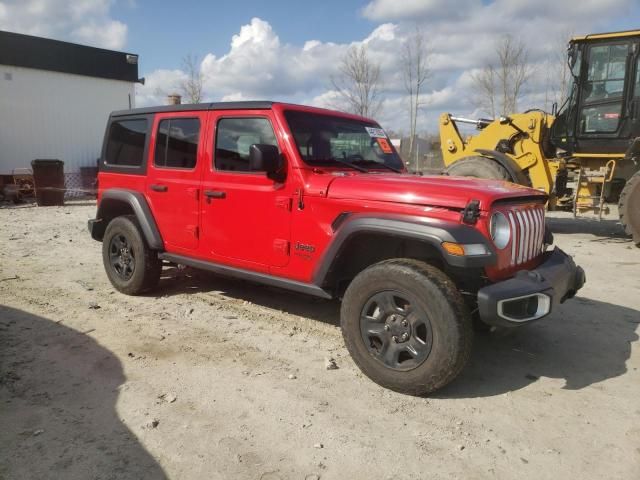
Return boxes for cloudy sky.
[1,0,639,133]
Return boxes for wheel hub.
[120,247,131,263]
[359,290,433,371]
[385,314,411,343]
[109,234,135,280]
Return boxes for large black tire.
[102,215,162,295]
[446,156,513,182]
[340,259,473,396]
[619,170,640,246]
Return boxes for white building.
[0,30,141,176]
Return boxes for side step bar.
[158,253,333,300]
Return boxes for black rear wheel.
[102,215,162,295]
[341,259,473,396]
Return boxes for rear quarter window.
[104,118,148,168]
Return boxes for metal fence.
[64,172,96,198]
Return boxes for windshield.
[284,110,404,171]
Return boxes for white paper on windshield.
[365,127,387,138]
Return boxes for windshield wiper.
[351,159,403,173]
[309,155,369,172]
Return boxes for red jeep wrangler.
[89,101,585,395]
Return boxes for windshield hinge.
[461,199,481,224]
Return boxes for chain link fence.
[64,172,97,199]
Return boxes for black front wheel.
[341,259,473,396]
[102,215,161,295]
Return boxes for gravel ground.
[0,200,639,480]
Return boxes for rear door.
[145,112,206,252]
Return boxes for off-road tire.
[446,155,513,182]
[340,259,473,396]
[102,215,162,295]
[619,170,640,247]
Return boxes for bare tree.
[543,32,573,112]
[471,35,533,117]
[180,54,204,104]
[401,26,430,164]
[471,65,497,118]
[331,45,383,117]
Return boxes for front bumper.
[477,247,585,327]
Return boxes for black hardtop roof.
[111,101,379,124]
[111,101,275,117]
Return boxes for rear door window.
[154,118,200,169]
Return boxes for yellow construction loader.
[440,29,640,245]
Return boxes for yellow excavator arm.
[439,112,559,198]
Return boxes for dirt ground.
[1,200,639,480]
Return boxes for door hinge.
[187,225,199,238]
[273,239,290,255]
[275,196,292,211]
[296,189,304,210]
[186,187,199,200]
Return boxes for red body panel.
[97,102,548,285]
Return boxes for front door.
[145,112,206,252]
[200,112,292,271]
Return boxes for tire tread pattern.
[446,156,513,182]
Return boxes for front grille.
[506,205,545,266]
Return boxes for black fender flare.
[90,189,163,250]
[474,149,531,187]
[312,213,496,286]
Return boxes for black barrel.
[31,159,65,206]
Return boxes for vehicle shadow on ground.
[157,268,639,397]
[547,215,630,242]
[437,296,639,398]
[157,266,342,326]
[0,305,167,480]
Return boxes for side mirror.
[249,144,284,180]
[499,116,511,125]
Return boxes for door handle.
[150,184,168,192]
[204,190,226,199]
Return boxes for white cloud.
[0,0,127,49]
[0,0,636,132]
[135,69,185,107]
[220,92,249,102]
[362,0,480,21]
[139,0,636,133]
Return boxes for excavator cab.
[552,32,640,156]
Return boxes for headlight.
[490,212,511,249]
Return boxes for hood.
[323,173,545,210]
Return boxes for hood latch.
[461,199,481,224]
